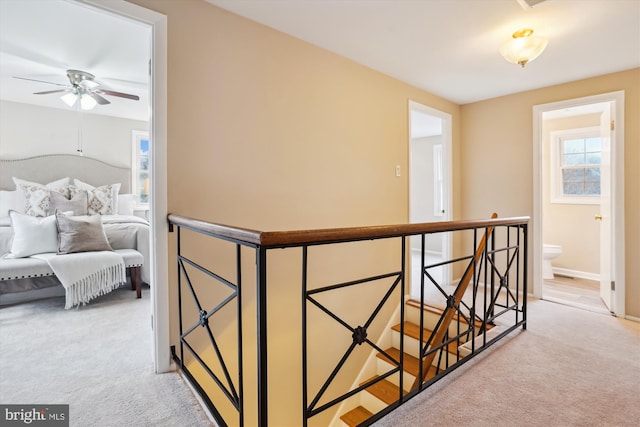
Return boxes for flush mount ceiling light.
[500,29,548,67]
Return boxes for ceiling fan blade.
[97,89,140,101]
[13,76,69,87]
[33,89,68,95]
[88,91,110,105]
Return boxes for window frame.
[131,130,150,206]
[550,126,601,205]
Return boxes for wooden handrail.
[168,214,529,248]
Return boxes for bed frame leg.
[129,266,142,298]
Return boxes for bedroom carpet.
[0,287,213,427]
[373,299,640,427]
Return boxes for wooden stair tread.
[406,299,494,330]
[376,348,439,379]
[340,406,374,427]
[361,376,407,405]
[391,321,432,340]
[391,322,460,354]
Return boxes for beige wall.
[461,68,640,317]
[126,1,638,424]
[543,114,600,276]
[128,0,460,425]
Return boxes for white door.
[598,106,613,311]
[408,101,452,299]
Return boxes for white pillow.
[13,177,70,217]
[73,179,121,214]
[4,210,59,258]
[117,194,138,216]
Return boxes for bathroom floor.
[543,275,611,315]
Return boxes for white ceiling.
[0,0,151,122]
[0,0,637,124]
[208,0,640,105]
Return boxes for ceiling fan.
[14,69,140,110]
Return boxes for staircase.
[338,300,492,427]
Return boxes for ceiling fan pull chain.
[76,103,84,156]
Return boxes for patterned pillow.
[72,179,121,215]
[70,184,117,215]
[13,177,70,217]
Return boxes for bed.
[0,154,150,307]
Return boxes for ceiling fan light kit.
[500,28,548,67]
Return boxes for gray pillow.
[55,212,113,254]
[50,190,88,216]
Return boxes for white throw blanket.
[32,251,126,309]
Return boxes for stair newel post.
[301,245,308,427]
[176,225,184,367]
[399,235,406,401]
[410,214,498,391]
[489,222,496,321]
[418,233,426,391]
[236,243,245,427]
[522,223,528,330]
[256,246,268,427]
[481,225,487,347]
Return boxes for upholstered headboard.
[0,155,131,193]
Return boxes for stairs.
[338,300,489,427]
[338,216,497,426]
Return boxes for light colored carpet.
[0,286,213,427]
[3,290,638,426]
[373,299,640,427]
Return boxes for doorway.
[533,91,625,317]
[408,101,452,300]
[81,0,169,372]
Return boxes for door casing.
[79,0,170,373]
[532,91,625,317]
[408,100,453,298]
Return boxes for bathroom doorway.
[533,92,625,316]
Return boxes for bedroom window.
[132,130,150,205]
[550,127,601,205]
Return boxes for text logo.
[1,405,69,427]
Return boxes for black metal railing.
[168,214,528,427]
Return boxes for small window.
[433,144,444,217]
[551,127,601,204]
[132,130,150,205]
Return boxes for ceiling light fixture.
[500,29,548,67]
[60,89,97,110]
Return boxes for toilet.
[543,244,563,280]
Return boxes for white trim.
[551,267,599,282]
[625,315,640,323]
[410,248,443,257]
[78,0,170,373]
[533,91,625,318]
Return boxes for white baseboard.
[552,267,599,282]
[625,315,640,323]
[410,248,442,256]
